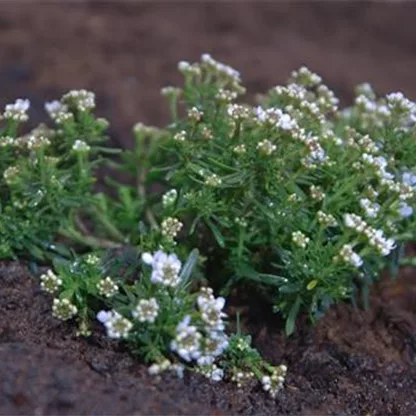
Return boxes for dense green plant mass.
[0,91,111,259]
[1,56,415,394]
[149,56,416,333]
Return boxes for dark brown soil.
[1,2,416,415]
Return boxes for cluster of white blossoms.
[290,66,322,87]
[205,173,222,187]
[257,139,276,156]
[386,92,416,120]
[62,89,95,112]
[52,298,78,320]
[0,136,15,147]
[359,198,380,218]
[173,130,187,142]
[162,189,178,207]
[261,365,288,399]
[72,140,91,153]
[178,61,201,77]
[292,129,327,168]
[170,315,202,362]
[132,298,159,323]
[344,213,396,256]
[317,210,337,227]
[40,270,62,294]
[3,166,20,184]
[97,310,133,339]
[215,88,237,103]
[335,244,363,268]
[233,144,247,154]
[201,53,241,83]
[187,106,203,123]
[197,287,227,332]
[310,185,325,201]
[255,106,297,130]
[161,217,183,239]
[97,276,119,298]
[142,250,182,288]
[292,231,310,249]
[25,135,51,150]
[45,101,73,124]
[3,99,30,122]
[148,359,185,379]
[227,104,251,121]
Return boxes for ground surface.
[1,2,416,415]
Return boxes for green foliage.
[0,92,111,259]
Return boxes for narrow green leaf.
[285,295,301,336]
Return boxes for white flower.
[141,252,154,265]
[101,310,132,339]
[97,276,119,298]
[40,270,62,294]
[338,244,363,268]
[161,217,183,239]
[4,98,30,122]
[399,201,413,218]
[205,173,222,187]
[162,189,178,207]
[170,315,202,362]
[72,140,90,153]
[97,310,112,323]
[403,172,416,188]
[360,198,380,218]
[150,250,182,288]
[52,298,78,321]
[198,295,227,331]
[292,231,310,249]
[62,89,95,112]
[132,298,159,323]
[257,139,276,156]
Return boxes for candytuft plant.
[2,54,416,399]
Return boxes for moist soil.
[1,2,416,415]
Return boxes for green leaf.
[205,218,225,248]
[285,295,301,336]
[179,248,199,284]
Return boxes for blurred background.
[0,2,415,146]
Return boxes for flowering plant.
[145,55,416,333]
[40,247,285,397]
[0,91,112,259]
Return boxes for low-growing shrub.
[2,54,415,397]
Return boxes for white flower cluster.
[197,287,227,332]
[205,173,222,187]
[227,104,251,121]
[310,185,325,201]
[386,92,416,119]
[52,298,78,320]
[261,365,287,399]
[173,130,186,142]
[25,135,51,150]
[170,315,202,362]
[336,244,363,268]
[161,217,183,239]
[97,310,133,339]
[201,53,241,83]
[3,166,20,184]
[359,198,380,218]
[142,250,182,288]
[162,189,178,207]
[160,86,181,97]
[62,90,95,112]
[344,213,396,256]
[257,139,276,156]
[40,270,62,294]
[3,99,30,122]
[132,298,159,323]
[148,359,185,379]
[233,144,247,154]
[72,140,91,153]
[178,61,201,76]
[215,88,238,103]
[45,101,73,124]
[292,231,310,249]
[0,136,15,147]
[97,276,119,298]
[290,66,322,87]
[255,106,297,130]
[292,129,327,168]
[188,106,203,123]
[317,211,337,227]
